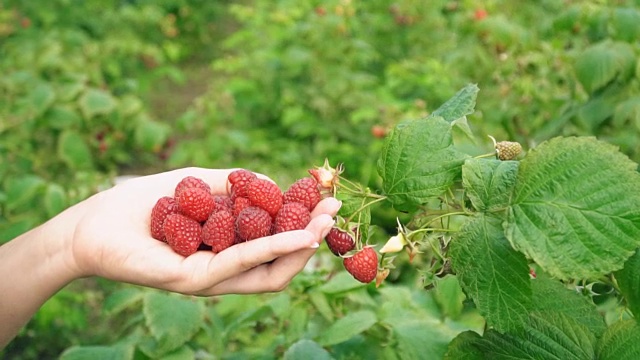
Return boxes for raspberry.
[233,196,252,217]
[177,187,215,222]
[325,227,356,256]
[228,169,257,198]
[236,206,273,241]
[283,177,321,211]
[163,213,202,257]
[308,158,343,191]
[150,196,178,241]
[495,141,523,161]
[273,202,311,234]
[202,209,236,253]
[213,195,233,213]
[175,176,210,200]
[343,247,378,283]
[246,179,283,217]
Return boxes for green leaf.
[143,292,204,353]
[393,320,455,360]
[479,312,596,359]
[596,320,640,360]
[505,137,640,280]
[4,175,45,212]
[28,83,56,118]
[433,275,466,319]
[79,88,116,119]
[318,272,368,294]
[377,116,469,211]
[57,130,94,170]
[44,105,83,129]
[615,249,640,320]
[103,288,144,316]
[317,310,377,346]
[531,272,606,335]
[161,346,195,360]
[308,290,334,322]
[60,345,133,360]
[450,214,532,332]
[444,331,484,360]
[574,42,636,94]
[135,120,170,152]
[612,8,640,43]
[462,159,519,212]
[284,340,334,360]
[44,183,67,218]
[430,84,479,123]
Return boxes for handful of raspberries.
[150,169,323,256]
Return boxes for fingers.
[203,214,335,294]
[311,197,342,219]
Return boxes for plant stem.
[474,152,497,159]
[345,196,387,224]
[421,211,469,229]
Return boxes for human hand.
[65,167,340,295]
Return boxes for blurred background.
[1,0,639,358]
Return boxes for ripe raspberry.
[213,195,233,213]
[150,196,178,241]
[325,227,356,256]
[236,206,273,241]
[233,196,252,217]
[273,202,311,234]
[227,169,257,198]
[175,176,210,200]
[163,213,202,256]
[495,141,523,161]
[177,187,215,222]
[343,247,378,283]
[202,209,236,253]
[283,177,321,211]
[246,178,283,217]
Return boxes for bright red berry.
[283,177,321,211]
[150,196,178,241]
[177,187,215,222]
[227,169,257,198]
[202,210,236,253]
[343,247,378,283]
[325,227,356,256]
[273,202,311,234]
[233,196,252,217]
[246,179,283,217]
[236,206,272,241]
[163,213,202,257]
[175,176,211,200]
[213,195,234,213]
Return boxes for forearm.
[0,209,81,348]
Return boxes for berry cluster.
[150,169,322,256]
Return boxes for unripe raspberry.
[495,141,523,160]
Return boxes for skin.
[0,167,340,348]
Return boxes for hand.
[67,167,340,295]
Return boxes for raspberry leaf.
[143,292,205,354]
[283,340,332,360]
[429,83,479,123]
[449,214,532,333]
[615,249,640,320]
[377,116,469,211]
[462,158,519,212]
[316,310,377,346]
[505,136,640,280]
[596,319,640,360]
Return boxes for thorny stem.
[421,211,469,230]
[475,152,497,159]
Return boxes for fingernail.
[310,242,320,249]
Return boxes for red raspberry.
[227,169,257,198]
[233,196,252,217]
[177,187,215,222]
[202,209,236,253]
[213,195,233,213]
[150,196,178,241]
[325,227,356,256]
[283,177,321,211]
[343,247,378,283]
[236,206,272,241]
[246,178,283,217]
[175,176,210,200]
[273,202,311,234]
[163,213,202,256]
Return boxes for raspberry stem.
[344,196,387,225]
